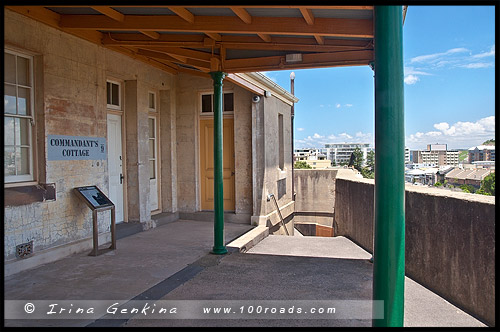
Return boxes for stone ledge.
[226,225,269,253]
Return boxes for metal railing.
[266,193,289,236]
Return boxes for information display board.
[74,186,114,209]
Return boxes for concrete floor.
[4,221,487,328]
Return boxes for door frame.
[197,88,235,212]
[148,105,162,215]
[107,110,128,223]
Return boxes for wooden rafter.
[139,30,160,40]
[257,33,272,43]
[167,7,194,23]
[140,46,213,62]
[58,15,373,39]
[90,6,124,22]
[231,7,252,24]
[223,50,373,73]
[299,8,314,25]
[136,49,210,72]
[205,33,222,41]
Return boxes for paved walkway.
[4,221,487,327]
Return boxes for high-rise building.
[412,143,459,166]
[323,143,373,166]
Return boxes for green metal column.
[210,71,228,255]
[373,6,405,327]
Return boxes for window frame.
[106,80,122,110]
[199,91,235,116]
[4,48,36,184]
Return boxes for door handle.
[120,173,124,184]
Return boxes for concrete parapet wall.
[334,173,495,326]
[293,169,337,229]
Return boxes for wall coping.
[335,168,495,205]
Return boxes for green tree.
[482,139,495,145]
[352,147,364,171]
[365,150,375,172]
[459,184,476,194]
[477,172,495,195]
[294,161,312,169]
[434,182,442,187]
[331,160,336,167]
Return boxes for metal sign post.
[74,186,116,256]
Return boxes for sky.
[260,6,495,151]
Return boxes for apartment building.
[468,145,495,163]
[323,143,373,166]
[412,144,459,166]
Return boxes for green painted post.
[210,71,228,255]
[373,6,405,327]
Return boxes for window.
[4,50,35,183]
[278,113,284,170]
[148,91,156,112]
[200,93,234,113]
[106,80,121,110]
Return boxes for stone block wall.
[4,9,173,261]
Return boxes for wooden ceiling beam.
[139,30,160,39]
[299,8,314,25]
[167,7,194,24]
[140,46,213,62]
[205,33,222,41]
[90,6,124,22]
[59,15,374,39]
[136,49,210,71]
[257,33,272,43]
[107,46,179,74]
[314,35,324,45]
[231,7,252,24]
[223,50,373,72]
[5,6,103,45]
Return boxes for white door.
[148,116,159,211]
[107,113,124,223]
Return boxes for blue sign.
[47,135,107,161]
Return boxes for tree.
[459,184,476,194]
[351,147,364,171]
[477,172,495,196]
[482,139,495,145]
[365,150,375,172]
[434,182,442,187]
[294,161,312,169]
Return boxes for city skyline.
[261,6,495,151]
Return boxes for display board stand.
[74,186,116,256]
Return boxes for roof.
[445,168,492,181]
[6,5,381,76]
[468,145,496,151]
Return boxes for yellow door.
[200,118,235,211]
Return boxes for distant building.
[445,168,494,188]
[293,148,331,168]
[405,147,410,164]
[412,143,459,166]
[468,145,495,163]
[323,143,373,166]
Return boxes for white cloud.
[404,74,419,85]
[410,47,469,64]
[459,62,494,69]
[472,45,495,58]
[336,103,341,108]
[313,133,322,139]
[345,104,353,107]
[407,116,495,149]
[297,127,305,132]
[319,104,324,108]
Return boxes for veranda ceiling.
[6,5,381,76]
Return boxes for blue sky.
[261,6,495,151]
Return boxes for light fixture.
[290,71,295,80]
[285,53,302,63]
